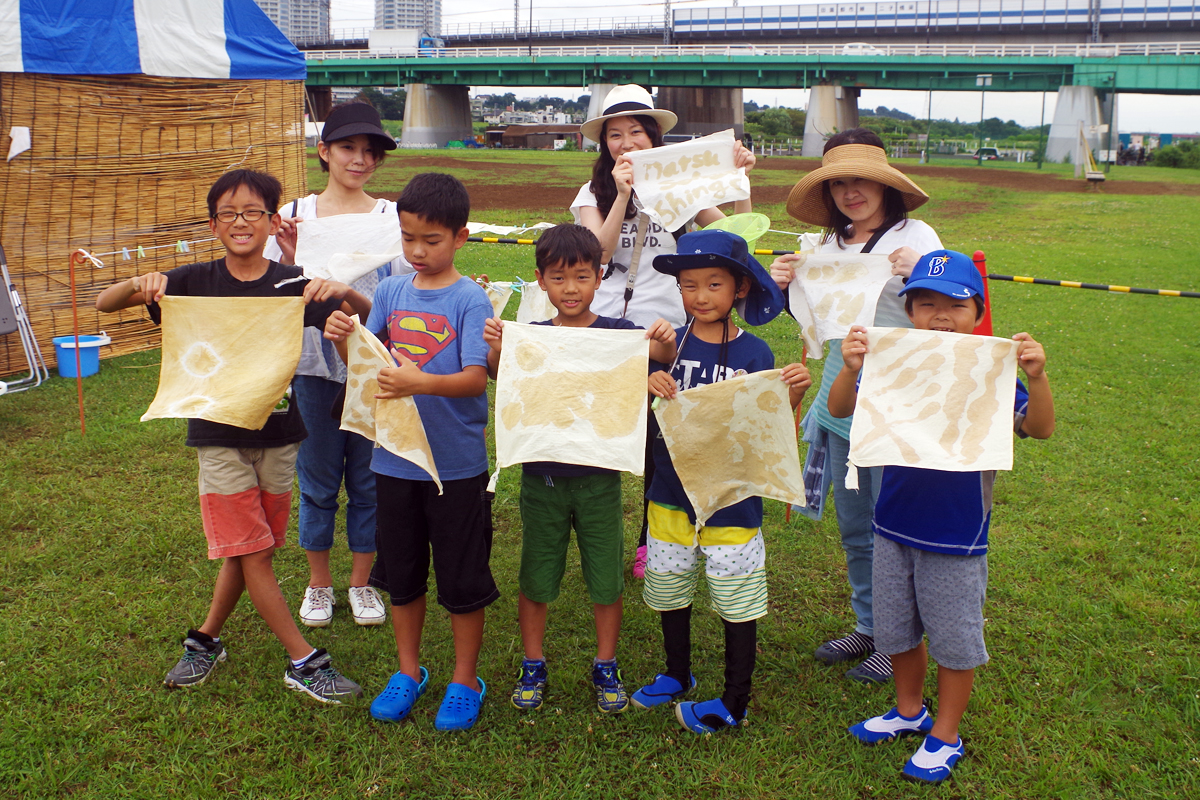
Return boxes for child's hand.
[376,358,427,399]
[1013,332,1047,379]
[645,318,676,346]
[324,309,355,342]
[613,154,635,198]
[648,370,677,400]
[781,362,812,407]
[887,246,923,277]
[274,215,299,264]
[733,141,757,174]
[483,317,504,352]
[134,272,169,304]
[841,325,870,372]
[769,254,802,292]
[303,277,351,304]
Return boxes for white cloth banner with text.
[625,129,750,230]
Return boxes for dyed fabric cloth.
[785,253,895,358]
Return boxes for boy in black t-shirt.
[96,169,373,703]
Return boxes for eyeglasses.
[212,209,271,224]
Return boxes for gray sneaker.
[164,632,226,688]
[284,649,363,704]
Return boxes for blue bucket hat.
[652,229,785,326]
[899,249,984,300]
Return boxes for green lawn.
[1,154,1197,799]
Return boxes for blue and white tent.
[0,0,305,80]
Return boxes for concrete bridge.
[302,41,1200,159]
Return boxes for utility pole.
[514,0,519,39]
[663,0,671,45]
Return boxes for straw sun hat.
[785,143,929,227]
[580,84,678,143]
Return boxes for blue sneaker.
[630,673,695,709]
[674,697,745,734]
[591,661,629,714]
[849,705,933,744]
[510,659,548,710]
[902,734,964,784]
[369,667,429,722]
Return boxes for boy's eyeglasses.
[212,209,270,224]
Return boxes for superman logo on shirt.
[386,310,457,368]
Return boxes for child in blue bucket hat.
[633,229,812,733]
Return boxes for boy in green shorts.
[483,224,676,712]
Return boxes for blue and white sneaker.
[674,697,745,734]
[902,734,964,784]
[630,673,695,709]
[510,659,548,710]
[849,706,934,744]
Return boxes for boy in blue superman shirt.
[829,250,1055,784]
[325,173,496,731]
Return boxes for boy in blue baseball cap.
[828,249,1056,783]
[634,229,812,734]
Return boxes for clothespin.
[122,247,132,261]
[511,276,525,293]
[136,245,146,258]
[176,240,190,253]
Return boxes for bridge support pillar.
[1045,86,1108,164]
[583,84,616,149]
[801,85,859,157]
[401,84,473,148]
[306,87,332,121]
[657,87,744,140]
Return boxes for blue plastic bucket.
[53,332,111,378]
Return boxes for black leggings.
[661,606,756,720]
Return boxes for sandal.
[434,678,487,731]
[369,666,429,722]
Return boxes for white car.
[841,42,885,56]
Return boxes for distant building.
[253,0,330,44]
[375,0,440,36]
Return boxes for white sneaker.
[299,585,335,627]
[348,586,386,626]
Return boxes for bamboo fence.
[0,73,306,376]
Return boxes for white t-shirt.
[265,194,413,380]
[571,182,688,328]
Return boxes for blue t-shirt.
[648,326,775,528]
[522,315,642,478]
[872,379,1030,556]
[365,274,492,481]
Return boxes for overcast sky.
[330,1,1199,132]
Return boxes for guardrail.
[303,41,1200,60]
[441,16,664,38]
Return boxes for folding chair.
[0,244,50,395]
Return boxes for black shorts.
[369,471,500,614]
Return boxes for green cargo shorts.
[518,471,624,605]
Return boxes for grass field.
[1,151,1198,799]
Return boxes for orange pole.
[972,250,993,337]
[70,250,89,436]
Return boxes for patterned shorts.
[642,502,767,623]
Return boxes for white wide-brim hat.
[580,84,678,143]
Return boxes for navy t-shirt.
[150,259,340,449]
[872,379,1031,556]
[522,315,642,478]
[647,326,775,528]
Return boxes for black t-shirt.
[149,259,341,449]
[522,315,642,478]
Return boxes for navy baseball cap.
[653,229,785,326]
[899,249,984,300]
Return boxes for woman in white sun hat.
[769,127,943,686]
[572,84,757,329]
[571,84,758,581]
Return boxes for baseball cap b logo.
[928,255,950,276]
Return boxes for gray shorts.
[872,534,989,671]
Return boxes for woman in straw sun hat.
[571,84,758,581]
[769,128,943,686]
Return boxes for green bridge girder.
[304,53,1200,94]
